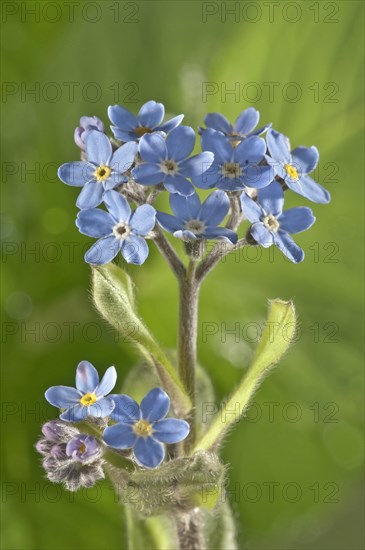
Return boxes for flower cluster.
[58,101,330,264]
[39,361,190,475]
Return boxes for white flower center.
[160,160,179,176]
[184,219,206,235]
[113,222,131,240]
[221,162,242,179]
[262,214,279,232]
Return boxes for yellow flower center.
[222,162,242,179]
[284,163,299,181]
[94,165,111,181]
[135,126,152,137]
[80,393,97,406]
[79,443,86,454]
[263,214,280,232]
[133,419,153,437]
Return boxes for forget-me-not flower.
[193,129,273,191]
[58,131,138,210]
[240,181,316,263]
[76,190,156,265]
[103,388,190,469]
[157,190,238,243]
[132,126,214,196]
[66,434,101,463]
[266,129,330,204]
[45,361,117,422]
[74,116,105,151]
[108,100,184,142]
[200,107,271,144]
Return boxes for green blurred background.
[1,1,364,548]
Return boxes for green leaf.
[204,502,238,550]
[92,264,191,415]
[195,299,297,451]
[125,508,177,550]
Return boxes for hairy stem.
[175,510,206,550]
[152,226,186,280]
[178,261,200,451]
[196,238,249,283]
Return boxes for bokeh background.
[1,1,364,548]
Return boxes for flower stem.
[178,260,200,451]
[175,510,206,550]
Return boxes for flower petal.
[140,388,170,422]
[179,152,215,178]
[291,146,319,175]
[95,366,117,397]
[201,129,233,162]
[130,204,156,235]
[134,436,165,468]
[203,227,238,244]
[58,162,95,187]
[84,235,121,265]
[266,129,291,164]
[274,231,304,263]
[110,142,138,173]
[234,107,260,135]
[250,223,274,248]
[76,209,114,238]
[103,422,137,449]
[132,163,163,185]
[287,174,331,204]
[199,190,229,225]
[138,100,165,128]
[76,180,104,210]
[156,212,184,233]
[234,135,266,164]
[257,181,284,217]
[76,361,99,393]
[204,113,232,134]
[87,397,115,417]
[166,126,195,161]
[45,386,82,408]
[139,133,167,163]
[103,190,131,223]
[121,235,149,265]
[170,192,201,221]
[152,419,190,444]
[60,404,87,422]
[240,192,263,223]
[278,207,316,234]
[243,164,274,189]
[108,104,138,131]
[158,114,184,133]
[85,131,112,166]
[110,394,141,423]
[163,175,195,196]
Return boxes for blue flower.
[76,190,156,265]
[108,100,184,142]
[74,116,105,151]
[266,129,330,204]
[66,434,101,463]
[157,190,238,243]
[103,388,190,469]
[240,181,316,263]
[45,361,117,422]
[58,131,138,210]
[193,129,273,191]
[131,126,214,196]
[200,107,271,144]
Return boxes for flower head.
[76,190,156,265]
[66,434,101,463]
[103,388,190,469]
[157,190,237,243]
[266,129,330,204]
[193,129,273,191]
[241,181,316,263]
[200,107,271,144]
[108,100,184,142]
[45,361,117,422]
[132,126,214,196]
[74,116,105,150]
[58,131,138,209]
